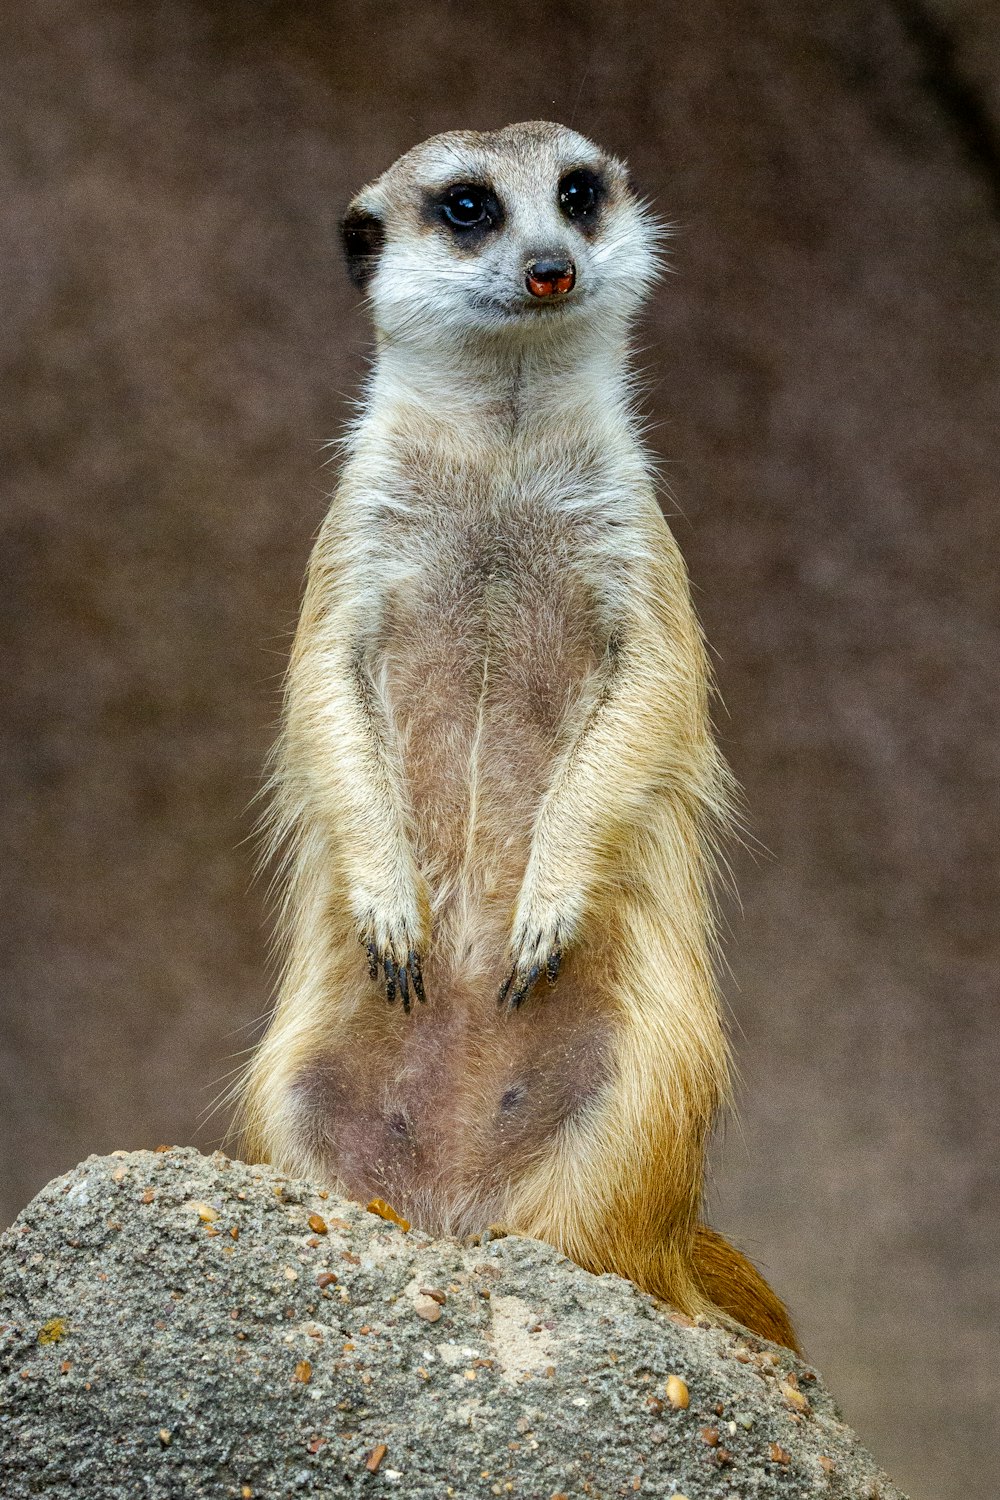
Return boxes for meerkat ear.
[340,196,386,292]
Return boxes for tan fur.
[238,122,797,1350]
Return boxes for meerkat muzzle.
[525,257,576,298]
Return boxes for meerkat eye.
[559,168,603,221]
[439,184,498,230]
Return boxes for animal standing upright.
[241,121,797,1350]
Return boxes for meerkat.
[239,120,797,1350]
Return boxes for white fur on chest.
[344,434,653,630]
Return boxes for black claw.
[498,969,514,1006]
[409,950,426,1004]
[546,946,562,986]
[366,941,425,1014]
[510,963,540,1011]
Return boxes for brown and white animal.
[239,120,797,1350]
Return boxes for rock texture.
[0,1150,904,1500]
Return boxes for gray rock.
[0,1149,906,1498]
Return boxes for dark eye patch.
[341,209,386,291]
[558,167,606,232]
[424,182,504,245]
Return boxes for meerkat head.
[341,121,661,351]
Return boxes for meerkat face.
[341,121,661,348]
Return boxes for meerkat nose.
[525,257,576,298]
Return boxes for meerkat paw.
[355,886,428,1012]
[364,936,425,1012]
[498,908,566,1011]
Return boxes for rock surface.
[0,1149,905,1499]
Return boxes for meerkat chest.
[364,453,628,737]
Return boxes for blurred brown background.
[1,2,997,1495]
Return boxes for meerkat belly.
[293,983,614,1237]
[290,528,614,1232]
